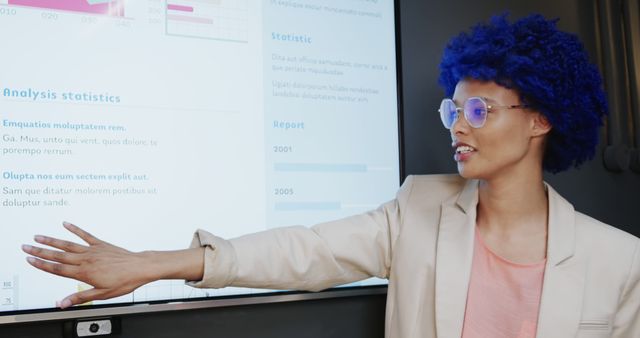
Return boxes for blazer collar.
[434,179,478,338]
[434,179,583,338]
[536,183,585,338]
[454,178,479,214]
[544,183,577,266]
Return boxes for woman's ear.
[531,113,552,137]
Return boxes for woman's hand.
[22,222,155,308]
[23,222,205,309]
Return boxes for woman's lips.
[454,151,475,162]
[453,143,477,162]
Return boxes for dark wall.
[3,0,638,337]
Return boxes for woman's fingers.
[25,256,80,279]
[63,222,102,245]
[59,286,138,309]
[33,235,87,253]
[24,222,151,309]
[58,288,105,309]
[22,245,80,265]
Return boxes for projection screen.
[0,0,401,323]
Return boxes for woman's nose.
[451,110,470,135]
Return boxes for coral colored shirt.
[461,229,546,338]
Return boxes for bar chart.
[6,0,125,16]
[166,0,248,42]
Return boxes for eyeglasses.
[439,96,529,129]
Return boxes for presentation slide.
[0,0,399,313]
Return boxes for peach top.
[461,229,546,338]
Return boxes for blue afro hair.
[438,14,608,173]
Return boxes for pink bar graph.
[167,4,193,12]
[8,0,125,16]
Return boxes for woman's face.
[450,79,545,180]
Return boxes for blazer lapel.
[535,184,586,338]
[435,180,478,338]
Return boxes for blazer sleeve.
[611,238,640,337]
[186,175,416,291]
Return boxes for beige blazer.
[188,174,640,338]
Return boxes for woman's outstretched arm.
[21,222,205,309]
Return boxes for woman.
[22,14,639,338]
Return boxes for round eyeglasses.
[439,96,529,129]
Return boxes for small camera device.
[76,319,112,336]
[64,317,120,338]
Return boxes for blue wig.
[438,14,608,173]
